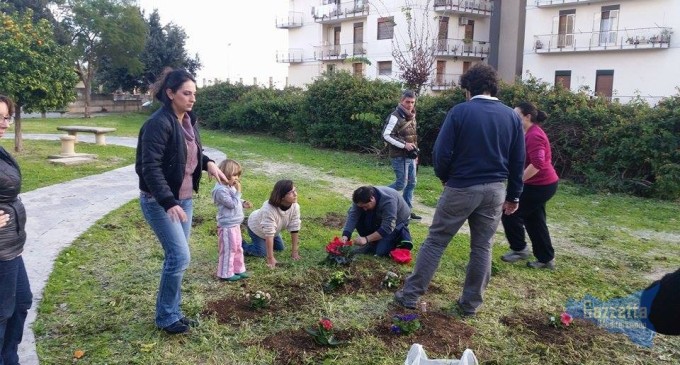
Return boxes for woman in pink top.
[501,102,559,269]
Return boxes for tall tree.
[0,9,78,151]
[96,9,201,93]
[390,0,437,95]
[0,0,70,44]
[62,0,146,117]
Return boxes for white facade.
[276,0,495,90]
[522,0,678,103]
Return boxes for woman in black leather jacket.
[136,69,226,334]
[0,94,32,365]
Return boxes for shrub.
[298,71,401,151]
[193,82,256,129]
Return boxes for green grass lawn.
[16,114,680,364]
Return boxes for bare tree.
[390,0,438,95]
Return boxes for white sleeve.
[383,115,406,149]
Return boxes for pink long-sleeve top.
[524,124,559,186]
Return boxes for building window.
[377,17,395,40]
[327,64,336,74]
[595,70,614,98]
[353,62,363,76]
[555,9,575,48]
[378,61,392,76]
[555,70,571,89]
[598,5,619,46]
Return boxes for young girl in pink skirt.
[212,159,252,281]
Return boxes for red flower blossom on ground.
[325,236,352,256]
[560,312,573,326]
[320,318,333,331]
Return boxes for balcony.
[276,12,303,28]
[533,27,672,54]
[535,0,633,8]
[435,38,490,59]
[430,73,462,91]
[434,0,493,17]
[276,49,305,63]
[314,42,367,61]
[312,1,369,24]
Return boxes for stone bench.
[56,125,117,145]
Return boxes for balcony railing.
[312,1,369,24]
[434,0,493,16]
[314,42,367,60]
[435,38,490,59]
[276,49,305,63]
[276,12,304,28]
[535,0,633,8]
[533,27,672,54]
[430,73,462,91]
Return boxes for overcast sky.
[136,0,289,88]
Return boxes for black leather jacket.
[135,106,213,211]
[0,147,27,261]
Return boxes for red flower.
[560,312,573,327]
[325,237,352,256]
[319,318,333,331]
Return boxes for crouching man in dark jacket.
[340,186,413,256]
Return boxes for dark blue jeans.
[0,256,32,365]
[354,216,412,257]
[139,193,193,329]
[242,227,284,257]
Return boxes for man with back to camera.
[394,64,525,317]
[383,90,421,220]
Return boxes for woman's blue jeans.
[389,157,417,208]
[140,193,193,328]
[242,227,284,257]
[0,255,32,365]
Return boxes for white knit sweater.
[247,200,301,238]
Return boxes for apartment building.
[522,0,678,103]
[276,0,505,91]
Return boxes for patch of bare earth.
[375,309,475,358]
[500,310,609,347]
[260,328,355,365]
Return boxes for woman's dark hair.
[269,179,295,208]
[352,186,376,204]
[459,63,499,97]
[0,95,15,116]
[516,101,549,124]
[151,68,196,107]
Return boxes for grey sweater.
[212,183,245,228]
[342,186,410,238]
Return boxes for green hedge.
[193,74,679,200]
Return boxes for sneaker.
[392,291,417,310]
[221,275,241,282]
[500,248,531,263]
[410,213,422,220]
[162,320,189,334]
[236,272,250,279]
[526,259,555,270]
[180,317,199,328]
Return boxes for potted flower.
[548,311,573,328]
[381,271,401,289]
[323,236,356,266]
[305,317,345,346]
[246,290,271,310]
[534,39,544,50]
[391,313,421,335]
[323,270,348,293]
